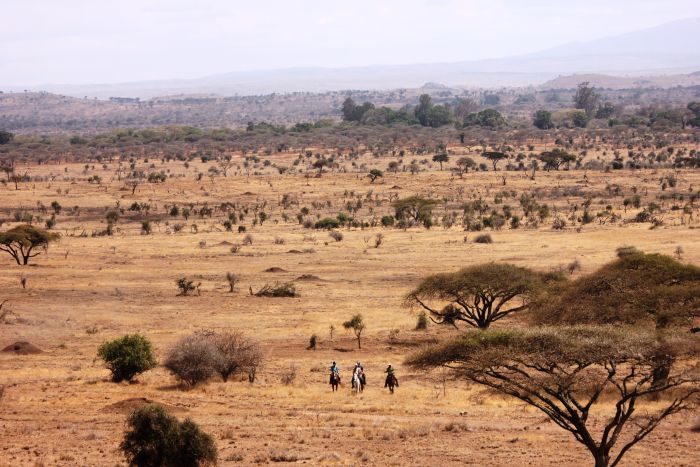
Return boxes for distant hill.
[541,72,700,90]
[3,18,700,99]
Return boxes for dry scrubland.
[1,153,699,466]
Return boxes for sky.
[1,0,698,85]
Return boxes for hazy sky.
[2,0,698,85]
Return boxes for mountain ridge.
[4,17,699,98]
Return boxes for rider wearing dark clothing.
[384,364,398,388]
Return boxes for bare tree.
[408,326,700,467]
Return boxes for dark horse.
[385,374,398,394]
[329,372,340,391]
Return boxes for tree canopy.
[538,148,577,171]
[533,110,555,129]
[0,224,61,265]
[405,263,559,329]
[531,251,700,329]
[392,196,438,228]
[482,151,508,170]
[407,326,700,467]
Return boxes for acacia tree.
[482,151,508,171]
[455,157,476,177]
[405,263,557,329]
[343,314,365,349]
[0,224,60,265]
[532,251,700,328]
[531,251,700,385]
[432,153,449,171]
[393,196,438,228]
[368,169,383,183]
[407,326,700,467]
[539,149,577,171]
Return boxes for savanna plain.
[1,148,699,466]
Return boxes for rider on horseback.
[352,361,366,388]
[330,361,340,384]
[384,364,398,388]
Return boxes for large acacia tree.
[531,251,700,386]
[0,224,60,265]
[531,251,700,329]
[405,263,559,329]
[407,326,700,467]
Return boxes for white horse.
[351,367,364,394]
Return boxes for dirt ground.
[1,158,699,466]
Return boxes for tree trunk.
[594,454,609,467]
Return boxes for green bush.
[381,215,395,227]
[97,334,157,382]
[314,217,340,229]
[121,404,217,467]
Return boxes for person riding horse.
[384,364,398,390]
[329,361,340,384]
[352,361,366,389]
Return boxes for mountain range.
[5,17,700,99]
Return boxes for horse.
[329,372,340,392]
[385,374,399,394]
[351,369,365,394]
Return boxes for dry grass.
[0,158,699,465]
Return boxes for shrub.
[551,217,566,230]
[281,364,298,385]
[381,215,395,227]
[254,282,297,297]
[121,404,217,467]
[374,233,384,248]
[415,312,428,330]
[209,331,263,382]
[314,217,340,229]
[176,277,198,296]
[567,259,582,275]
[474,234,493,244]
[141,220,152,235]
[225,272,238,292]
[164,334,219,387]
[237,225,246,233]
[97,334,157,382]
[329,230,343,242]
